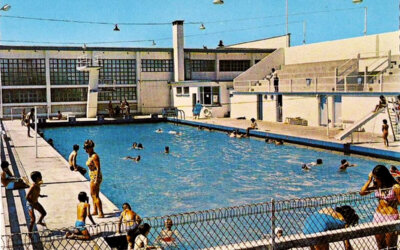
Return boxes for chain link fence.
[2,190,400,249]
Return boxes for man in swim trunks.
[26,171,47,233]
[1,161,29,190]
[66,191,96,240]
[117,203,141,249]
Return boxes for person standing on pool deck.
[193,100,203,119]
[382,119,389,147]
[84,139,104,218]
[26,108,35,137]
[360,165,400,249]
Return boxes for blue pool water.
[43,123,393,217]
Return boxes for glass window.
[51,88,88,102]
[184,87,189,95]
[98,87,137,101]
[99,59,136,85]
[219,60,250,72]
[176,87,182,95]
[199,86,220,106]
[141,59,173,72]
[190,60,215,72]
[3,89,46,103]
[50,59,89,85]
[0,59,46,86]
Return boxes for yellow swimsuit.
[86,154,102,184]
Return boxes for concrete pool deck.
[1,120,119,247]
[176,117,400,160]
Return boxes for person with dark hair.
[132,142,138,149]
[84,139,104,218]
[382,119,389,147]
[26,108,35,137]
[164,146,169,154]
[47,138,54,147]
[134,223,155,250]
[124,155,141,162]
[117,203,141,249]
[65,191,96,240]
[302,205,359,249]
[69,144,87,175]
[26,171,47,233]
[137,143,144,150]
[339,159,357,172]
[108,100,114,118]
[360,165,400,249]
[57,110,62,120]
[390,166,400,181]
[1,160,30,189]
[246,118,258,136]
[374,95,387,112]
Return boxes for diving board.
[335,108,384,141]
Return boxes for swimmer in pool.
[339,159,357,172]
[132,142,138,149]
[137,143,144,150]
[302,164,311,171]
[309,159,323,166]
[156,128,163,133]
[124,155,141,162]
[165,146,170,154]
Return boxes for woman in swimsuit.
[84,139,104,218]
[360,165,400,249]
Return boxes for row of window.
[200,86,220,106]
[176,87,189,95]
[0,58,253,86]
[3,89,46,103]
[98,87,137,101]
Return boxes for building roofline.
[0,45,275,54]
[0,45,174,52]
[227,34,290,47]
[184,48,275,53]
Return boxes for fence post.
[344,77,347,92]
[364,66,368,91]
[334,67,338,91]
[314,77,318,92]
[271,198,276,250]
[380,74,383,92]
[289,79,292,92]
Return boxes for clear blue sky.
[0,0,397,48]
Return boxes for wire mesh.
[2,190,400,249]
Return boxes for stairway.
[387,101,399,141]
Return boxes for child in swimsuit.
[382,119,389,147]
[66,192,96,240]
[26,171,47,234]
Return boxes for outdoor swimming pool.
[43,123,393,217]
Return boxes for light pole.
[0,3,10,119]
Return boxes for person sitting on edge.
[165,146,170,154]
[66,191,96,240]
[1,161,30,190]
[117,203,141,249]
[125,155,141,162]
[57,110,62,120]
[137,143,144,150]
[26,171,47,233]
[339,159,357,172]
[134,223,156,250]
[374,95,387,112]
[115,104,121,116]
[156,218,181,246]
[246,118,258,136]
[69,144,87,175]
[132,142,138,149]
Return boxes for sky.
[0,0,398,48]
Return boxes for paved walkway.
[3,120,119,230]
[189,118,400,153]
